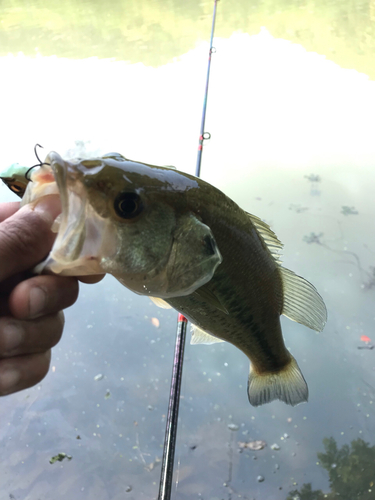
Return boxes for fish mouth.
[23,151,115,276]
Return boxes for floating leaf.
[50,453,72,464]
[151,317,160,328]
[361,335,371,342]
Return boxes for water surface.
[1,1,375,499]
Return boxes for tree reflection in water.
[287,437,375,500]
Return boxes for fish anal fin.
[190,324,225,345]
[280,267,327,332]
[248,355,308,407]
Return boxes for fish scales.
[166,188,290,373]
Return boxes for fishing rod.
[157,2,219,499]
[196,0,218,178]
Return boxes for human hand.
[0,195,103,395]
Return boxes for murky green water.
[1,1,375,499]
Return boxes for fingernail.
[2,322,24,353]
[0,368,21,394]
[29,287,46,318]
[33,195,61,227]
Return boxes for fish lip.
[33,152,117,277]
[46,151,77,209]
[34,152,96,275]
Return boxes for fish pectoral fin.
[164,214,222,296]
[193,287,228,314]
[149,297,173,309]
[280,267,327,332]
[190,324,225,345]
[248,355,308,407]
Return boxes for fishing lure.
[0,145,49,198]
[0,163,31,198]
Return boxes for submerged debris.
[304,174,321,183]
[303,232,324,245]
[94,374,104,381]
[227,423,239,431]
[257,475,265,483]
[341,206,358,216]
[238,440,266,451]
[289,204,308,214]
[146,456,161,472]
[49,453,72,464]
[270,443,281,450]
[363,267,375,290]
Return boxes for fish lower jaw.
[51,213,63,233]
[34,253,102,276]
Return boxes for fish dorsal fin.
[280,267,327,332]
[149,297,172,309]
[247,212,327,331]
[246,213,283,263]
[190,324,225,345]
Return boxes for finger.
[0,270,33,295]
[0,272,32,316]
[78,274,105,284]
[0,195,61,282]
[0,312,64,358]
[0,202,20,222]
[8,275,79,319]
[0,350,51,396]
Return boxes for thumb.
[0,195,61,282]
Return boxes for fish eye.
[114,192,143,219]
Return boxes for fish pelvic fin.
[248,355,308,407]
[149,297,172,309]
[190,324,225,345]
[280,267,327,332]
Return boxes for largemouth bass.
[19,152,327,407]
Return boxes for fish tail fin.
[247,355,308,407]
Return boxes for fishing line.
[158,2,219,499]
